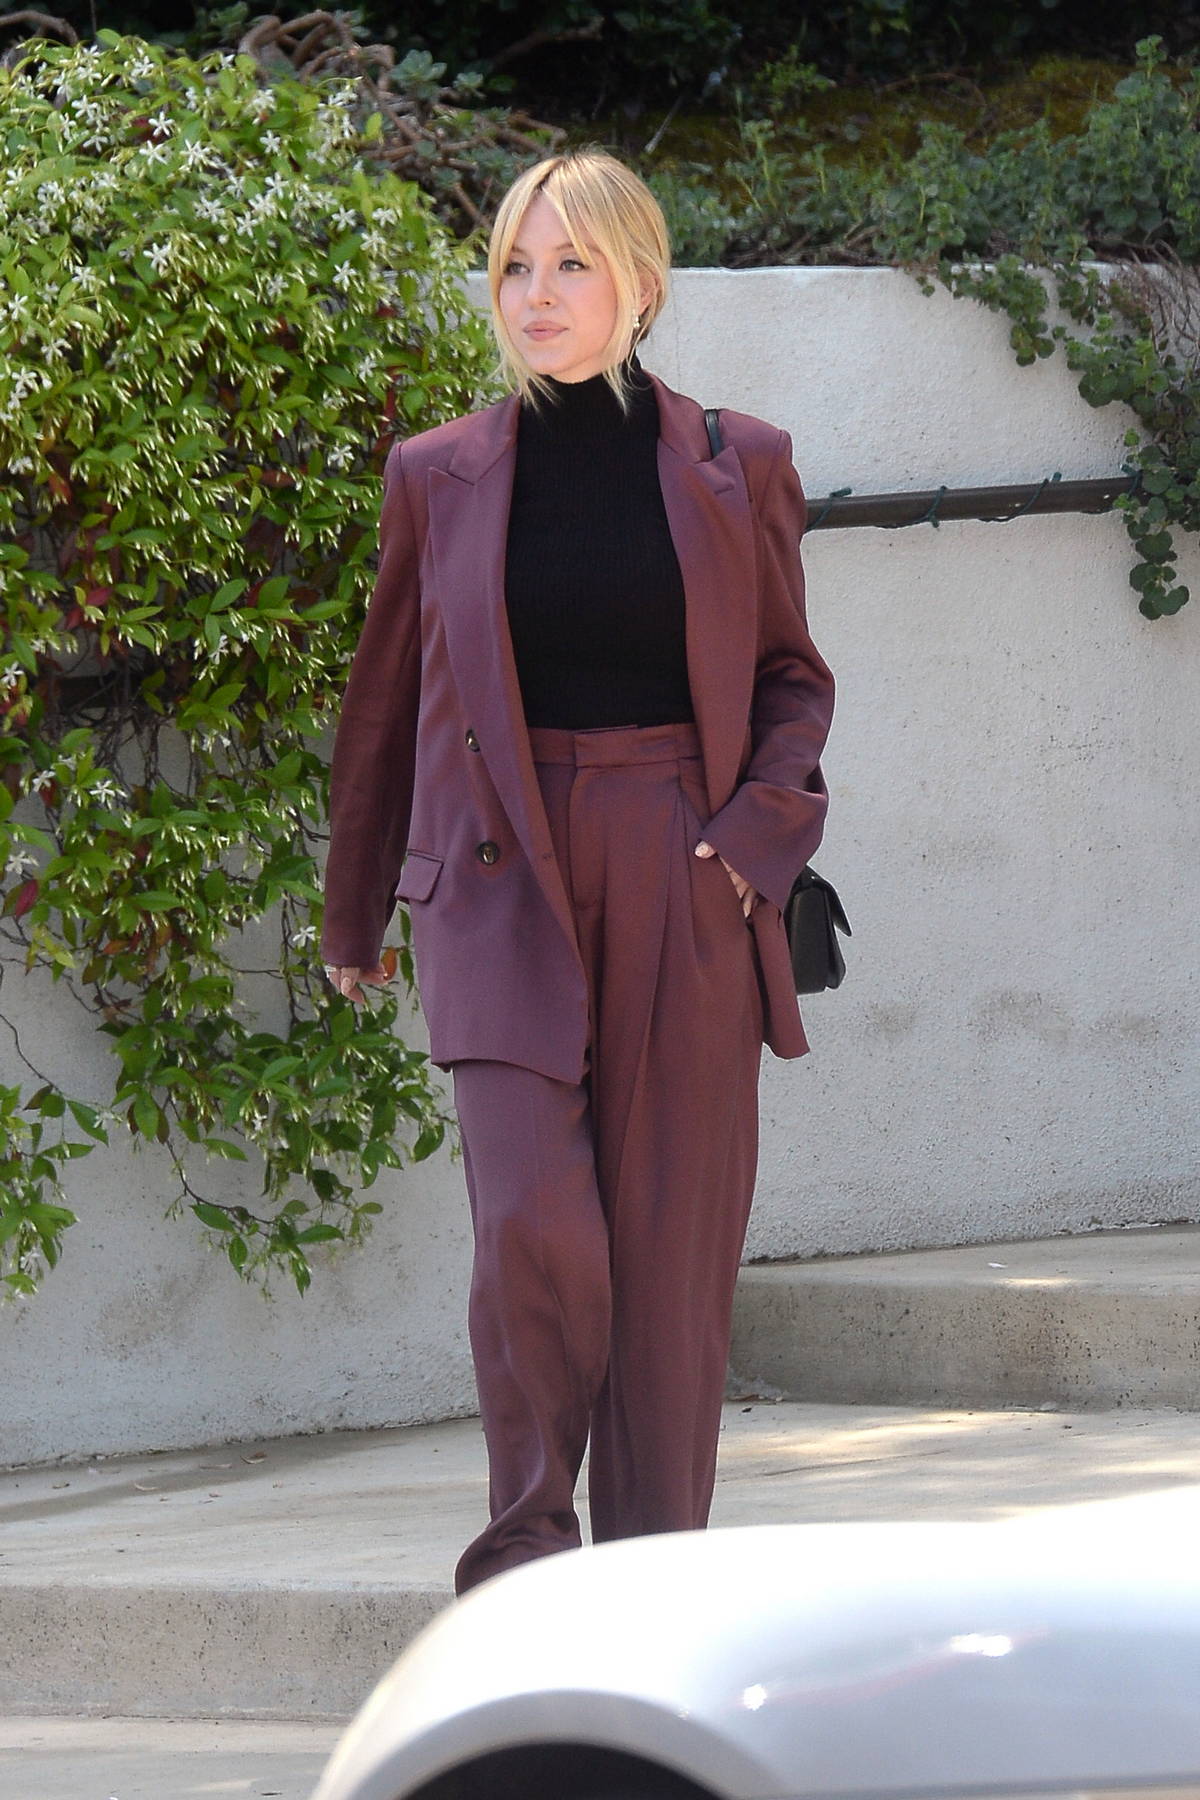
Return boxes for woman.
[321,148,834,1596]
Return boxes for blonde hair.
[486,147,671,412]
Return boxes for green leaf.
[132,1090,162,1138]
[289,1254,312,1296]
[412,1123,443,1162]
[203,1136,248,1161]
[295,1222,343,1244]
[193,1200,236,1232]
[68,1099,108,1143]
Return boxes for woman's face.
[499,192,634,385]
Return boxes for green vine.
[646,35,1200,617]
[0,33,501,1296]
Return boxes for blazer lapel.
[427,397,580,960]
[650,373,758,816]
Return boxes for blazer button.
[475,839,500,865]
[465,729,480,751]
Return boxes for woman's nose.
[526,265,556,305]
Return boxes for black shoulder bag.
[704,407,851,994]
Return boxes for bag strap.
[704,406,723,460]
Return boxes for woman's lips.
[525,325,565,338]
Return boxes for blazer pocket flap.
[394,851,443,903]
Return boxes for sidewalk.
[0,1715,340,1800]
[4,1398,1199,1721]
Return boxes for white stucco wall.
[3,268,1198,1466]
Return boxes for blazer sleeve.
[319,441,421,968]
[698,428,835,914]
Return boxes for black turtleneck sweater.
[504,357,694,729]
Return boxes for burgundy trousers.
[450,720,764,1595]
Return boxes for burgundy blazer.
[320,370,835,1084]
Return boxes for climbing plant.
[0,32,500,1296]
[646,35,1200,617]
[880,39,1200,617]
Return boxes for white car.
[313,1493,1200,1800]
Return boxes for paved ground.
[5,1399,1198,1596]
[4,1398,1200,1796]
[0,1714,340,1800]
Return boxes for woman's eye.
[502,256,588,275]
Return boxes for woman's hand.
[694,841,760,918]
[322,962,391,1004]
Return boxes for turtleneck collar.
[521,355,658,435]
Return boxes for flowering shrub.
[0,32,499,1295]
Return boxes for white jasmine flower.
[8,369,42,400]
[4,850,37,878]
[146,241,171,273]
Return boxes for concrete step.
[3,1400,1200,1721]
[730,1225,1200,1411]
